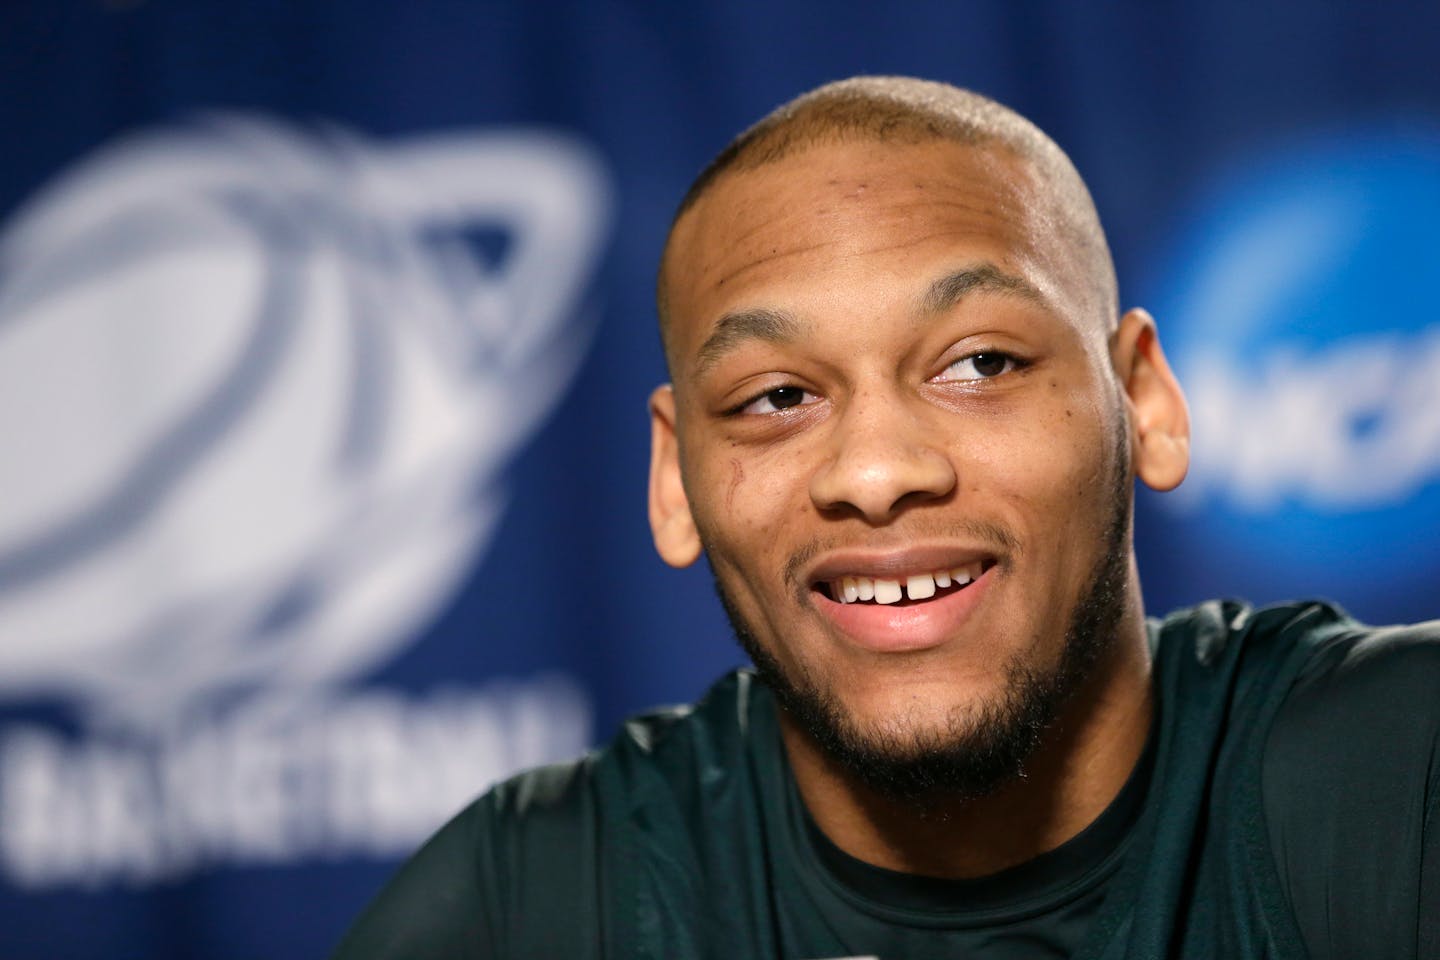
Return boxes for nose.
[808,391,957,524]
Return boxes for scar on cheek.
[726,458,745,511]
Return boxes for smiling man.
[334,77,1439,960]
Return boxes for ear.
[648,385,703,567]
[1111,308,1190,492]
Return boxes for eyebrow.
[689,263,1045,377]
[693,306,803,376]
[919,263,1047,315]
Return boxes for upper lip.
[801,544,1002,587]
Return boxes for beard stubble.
[709,429,1133,811]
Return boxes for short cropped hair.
[657,76,1118,368]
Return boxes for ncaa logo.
[0,116,613,730]
[1141,130,1440,612]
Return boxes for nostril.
[808,445,957,524]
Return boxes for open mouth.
[814,560,996,608]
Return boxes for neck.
[779,604,1154,880]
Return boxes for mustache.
[781,518,1022,589]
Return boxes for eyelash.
[727,385,818,417]
[725,349,1027,418]
[936,350,1030,382]
[720,349,1025,417]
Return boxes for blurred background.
[2,2,1438,956]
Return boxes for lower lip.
[813,567,995,653]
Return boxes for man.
[334,77,1439,959]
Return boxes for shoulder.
[1265,614,1440,776]
[1260,612,1440,959]
[1149,598,1357,668]
[1280,617,1440,711]
[607,669,765,761]
[478,667,763,855]
[332,669,761,958]
[582,669,772,828]
[445,667,766,851]
[330,757,601,959]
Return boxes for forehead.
[663,139,1075,363]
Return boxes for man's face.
[653,139,1137,794]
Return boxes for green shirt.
[333,601,1440,958]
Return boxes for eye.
[735,385,820,415]
[934,350,1025,383]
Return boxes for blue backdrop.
[2,3,1438,957]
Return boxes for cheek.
[686,445,819,652]
[687,443,807,562]
[983,389,1117,529]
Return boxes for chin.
[831,669,1008,738]
[783,652,1058,807]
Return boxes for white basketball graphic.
[0,116,612,729]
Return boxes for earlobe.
[648,385,703,567]
[1113,309,1191,493]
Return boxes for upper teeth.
[829,563,983,605]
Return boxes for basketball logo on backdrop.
[0,117,608,886]
[1144,130,1440,597]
